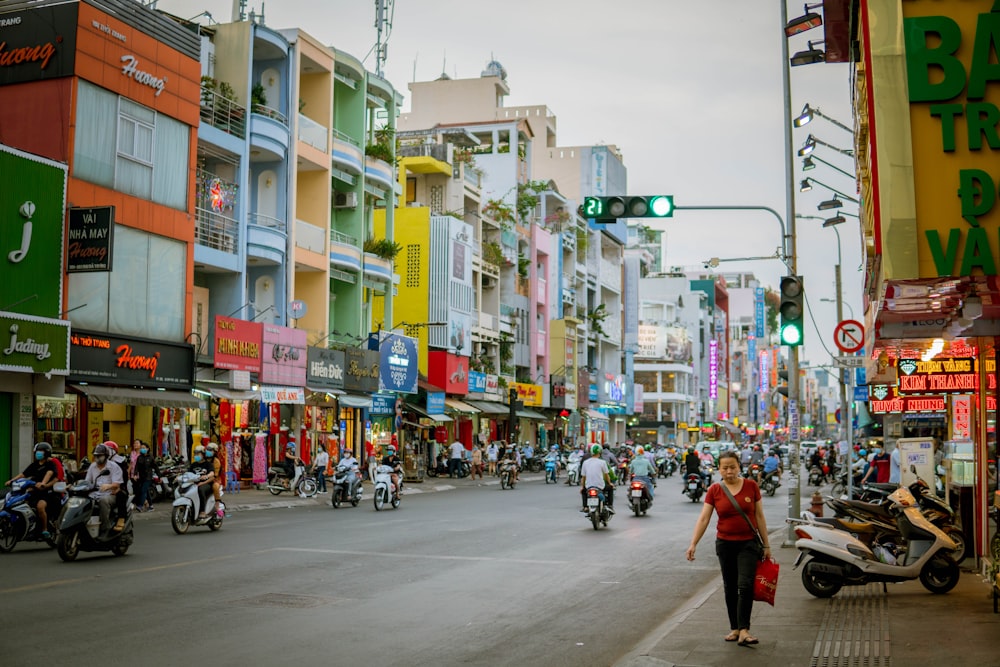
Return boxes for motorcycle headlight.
[67,497,85,508]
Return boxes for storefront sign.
[69,329,193,389]
[378,333,417,394]
[213,315,262,373]
[67,206,114,272]
[952,394,972,440]
[0,3,78,86]
[468,370,487,393]
[758,348,769,394]
[485,373,499,396]
[511,382,542,407]
[119,54,165,96]
[709,339,719,401]
[0,144,66,318]
[754,287,765,338]
[589,383,598,402]
[896,356,996,393]
[599,373,627,406]
[869,394,947,414]
[578,368,590,408]
[306,346,344,391]
[0,310,69,374]
[259,385,304,404]
[343,347,379,393]
[428,350,469,394]
[370,393,397,415]
[261,324,306,387]
[427,392,445,414]
[633,383,644,414]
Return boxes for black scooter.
[55,472,134,561]
[331,464,363,508]
[627,475,653,516]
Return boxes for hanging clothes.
[253,433,267,484]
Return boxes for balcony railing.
[332,128,360,147]
[295,219,326,253]
[298,113,328,151]
[251,103,287,125]
[249,212,285,233]
[463,167,481,188]
[330,229,358,247]
[200,85,246,138]
[397,144,447,161]
[195,206,239,253]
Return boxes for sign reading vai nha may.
[67,206,114,272]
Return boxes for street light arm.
[673,205,790,270]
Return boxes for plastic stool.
[226,471,240,493]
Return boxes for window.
[116,97,155,199]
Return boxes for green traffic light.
[649,195,674,217]
[780,324,802,346]
[583,197,603,217]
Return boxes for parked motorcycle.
[425,455,470,478]
[331,464,363,508]
[584,487,613,530]
[684,472,706,503]
[266,463,318,497]
[372,464,401,511]
[627,476,653,516]
[0,479,64,552]
[499,459,517,490]
[55,476,133,561]
[170,471,224,534]
[792,486,960,597]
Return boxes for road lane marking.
[271,547,568,566]
[0,576,101,594]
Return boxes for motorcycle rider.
[5,442,60,538]
[581,443,614,513]
[761,449,782,484]
[188,445,215,520]
[684,446,709,491]
[381,445,403,498]
[205,442,223,512]
[282,443,302,489]
[629,445,657,500]
[85,443,123,533]
[103,441,130,529]
[339,448,360,497]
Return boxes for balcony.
[200,85,246,138]
[332,129,364,175]
[562,230,576,253]
[562,286,576,307]
[363,252,392,283]
[329,229,362,272]
[536,277,547,304]
[364,156,394,191]
[195,206,238,254]
[297,113,328,152]
[295,219,326,254]
[252,103,287,125]
[249,108,290,161]
[247,213,286,265]
[600,260,621,291]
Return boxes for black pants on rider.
[580,484,614,509]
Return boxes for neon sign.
[709,339,718,400]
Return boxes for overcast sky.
[158,0,861,367]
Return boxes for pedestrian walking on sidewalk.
[471,445,484,480]
[315,446,329,493]
[685,450,771,647]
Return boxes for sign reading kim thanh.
[899,2,1000,277]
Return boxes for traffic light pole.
[781,0,803,546]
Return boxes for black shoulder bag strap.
[719,481,764,549]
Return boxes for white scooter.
[372,464,400,511]
[265,463,317,497]
[171,472,224,534]
[791,486,960,598]
[565,456,581,486]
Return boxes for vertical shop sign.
[754,287,765,338]
[67,206,114,272]
[709,339,718,400]
[952,394,972,440]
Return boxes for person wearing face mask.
[188,445,216,520]
[85,443,124,533]
[102,441,130,531]
[862,445,890,485]
[5,442,59,538]
[206,442,223,511]
[132,441,157,512]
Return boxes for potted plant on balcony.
[251,83,267,114]
[365,126,397,166]
[587,303,609,338]
[363,237,402,261]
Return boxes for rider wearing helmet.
[629,445,658,499]
[205,442,223,507]
[580,443,614,512]
[381,444,403,498]
[4,442,60,538]
[189,444,216,519]
[86,443,124,533]
[103,441,131,531]
[684,446,702,476]
[282,442,301,487]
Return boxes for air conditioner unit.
[333,192,358,209]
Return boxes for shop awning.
[71,384,204,409]
[465,400,508,415]
[404,402,452,422]
[338,394,372,409]
[516,409,547,420]
[196,385,259,401]
[444,398,480,414]
[586,408,609,422]
[306,386,345,396]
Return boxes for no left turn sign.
[833,319,865,354]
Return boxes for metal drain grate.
[811,584,891,667]
[230,593,334,609]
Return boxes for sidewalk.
[616,507,1000,666]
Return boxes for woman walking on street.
[685,450,770,647]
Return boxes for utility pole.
[781,0,802,543]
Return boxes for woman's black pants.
[715,538,759,630]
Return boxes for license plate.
[688,482,698,489]
[587,498,599,507]
[631,490,643,497]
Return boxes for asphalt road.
[0,474,791,667]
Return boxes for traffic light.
[779,275,805,347]
[777,369,790,399]
[582,196,674,223]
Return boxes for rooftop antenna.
[374,0,395,77]
[232,0,246,22]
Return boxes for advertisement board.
[213,316,262,373]
[69,329,193,389]
[0,3,78,86]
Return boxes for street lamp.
[821,297,855,319]
[797,134,854,157]
[793,103,854,135]
[802,155,856,180]
[800,177,859,205]
[785,4,824,37]
[790,41,826,67]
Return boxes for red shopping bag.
[754,557,779,606]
